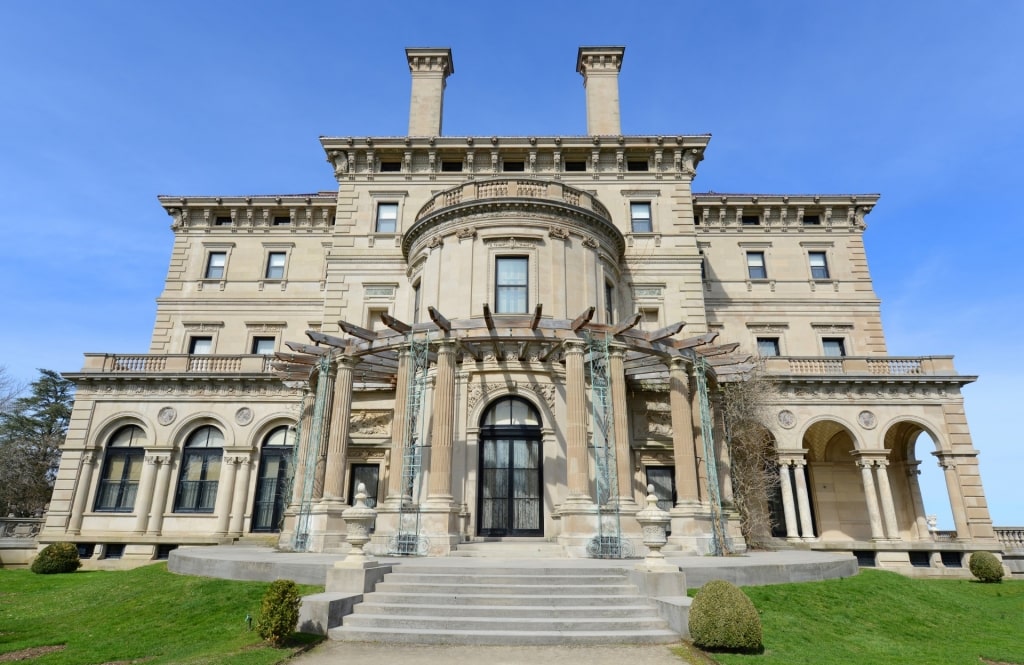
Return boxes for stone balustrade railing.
[80,354,276,375]
[415,178,612,222]
[0,517,43,540]
[762,356,957,377]
[995,527,1024,552]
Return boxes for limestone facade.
[41,46,999,572]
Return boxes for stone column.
[427,341,457,503]
[67,452,97,535]
[712,395,734,504]
[312,366,337,501]
[323,356,358,502]
[856,458,885,540]
[669,359,699,505]
[936,454,971,538]
[146,454,172,535]
[689,368,710,502]
[564,340,592,501]
[132,454,161,534]
[874,459,900,539]
[229,454,252,536]
[906,462,931,539]
[385,348,411,504]
[608,346,635,506]
[793,459,815,539]
[214,456,239,536]
[290,390,316,507]
[778,460,799,539]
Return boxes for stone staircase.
[449,539,568,558]
[329,564,680,645]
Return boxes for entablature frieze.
[769,379,967,403]
[66,376,302,399]
[693,193,878,233]
[160,195,338,232]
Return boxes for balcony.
[78,354,276,375]
[760,356,960,378]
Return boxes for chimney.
[576,46,625,136]
[405,47,454,136]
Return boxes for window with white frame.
[630,202,653,232]
[375,202,398,233]
[495,256,528,313]
[94,425,147,512]
[204,251,226,279]
[822,338,847,357]
[188,336,213,355]
[746,251,767,279]
[174,426,223,513]
[251,336,276,355]
[809,251,830,279]
[264,252,286,280]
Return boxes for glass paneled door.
[251,426,294,532]
[478,397,543,537]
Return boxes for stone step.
[351,602,658,618]
[342,614,670,632]
[329,626,680,645]
[359,591,647,606]
[451,541,567,558]
[383,572,630,585]
[393,565,630,576]
[373,581,638,595]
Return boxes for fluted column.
[669,359,699,505]
[689,367,709,502]
[427,341,457,502]
[608,346,635,505]
[936,454,971,538]
[712,395,734,504]
[906,462,931,539]
[385,348,412,503]
[132,454,161,534]
[778,461,799,539]
[146,454,172,535]
[229,454,252,535]
[312,366,337,501]
[323,356,358,501]
[564,340,591,500]
[290,390,316,507]
[214,456,240,536]
[67,452,97,535]
[793,460,815,538]
[856,458,885,540]
[874,459,900,539]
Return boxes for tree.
[0,365,23,415]
[0,369,74,516]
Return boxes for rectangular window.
[412,281,422,324]
[822,338,847,357]
[630,202,652,232]
[265,252,286,279]
[757,337,781,357]
[604,282,615,324]
[565,160,587,172]
[375,202,398,233]
[627,160,649,172]
[502,161,525,172]
[204,252,226,279]
[803,214,821,225]
[495,257,528,313]
[809,251,830,279]
[214,216,231,226]
[746,251,767,279]
[441,161,463,172]
[741,215,760,226]
[379,161,401,172]
[251,337,276,355]
[189,337,213,355]
[272,216,290,226]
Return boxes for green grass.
[0,563,323,665]
[691,569,1024,665]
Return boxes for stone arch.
[882,417,948,539]
[466,383,553,433]
[87,413,155,452]
[801,418,867,541]
[167,413,234,452]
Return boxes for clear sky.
[0,2,1020,527]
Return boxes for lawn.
[0,563,323,665]
[684,569,1024,665]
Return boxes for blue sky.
[0,2,1020,526]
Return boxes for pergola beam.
[613,312,642,335]
[670,330,719,350]
[285,341,330,356]
[530,303,543,330]
[273,352,318,366]
[646,321,685,343]
[428,306,451,333]
[482,303,495,331]
[338,319,378,341]
[571,306,596,331]
[306,330,349,349]
[380,312,411,334]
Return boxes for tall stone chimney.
[406,47,454,137]
[576,46,625,136]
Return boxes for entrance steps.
[329,565,679,645]
[450,538,568,558]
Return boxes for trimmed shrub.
[688,579,763,653]
[256,579,301,646]
[31,542,82,575]
[969,551,1004,583]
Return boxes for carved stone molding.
[235,407,254,426]
[157,406,177,426]
[778,409,797,429]
[857,410,877,429]
[350,410,392,436]
[466,381,556,412]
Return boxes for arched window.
[174,425,223,513]
[94,425,147,512]
[251,425,295,532]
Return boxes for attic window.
[565,161,586,172]
[380,161,401,172]
[741,215,760,226]
[441,161,463,172]
[502,161,525,172]
[803,214,821,225]
[272,216,291,226]
[627,160,649,172]
[214,216,231,226]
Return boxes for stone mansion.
[39,46,1001,572]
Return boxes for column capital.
[563,339,586,352]
[337,354,362,369]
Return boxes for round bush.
[969,551,1004,583]
[31,542,82,575]
[256,579,301,646]
[688,579,763,653]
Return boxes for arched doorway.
[477,397,543,537]
[251,424,295,532]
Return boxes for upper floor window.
[189,336,213,355]
[174,426,223,513]
[251,336,276,355]
[94,425,147,512]
[756,337,781,357]
[412,281,422,324]
[375,203,398,233]
[630,202,653,232]
[809,252,830,279]
[265,252,287,279]
[627,160,649,172]
[746,251,767,279]
[204,252,226,279]
[502,161,525,172]
[822,338,847,357]
[380,161,402,172]
[441,161,463,172]
[741,215,760,226]
[214,216,232,226]
[565,161,587,172]
[495,257,528,313]
[272,216,291,226]
[604,282,615,324]
[803,214,821,226]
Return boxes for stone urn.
[635,483,672,568]
[341,482,377,562]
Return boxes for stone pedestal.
[666,504,718,555]
[304,500,349,552]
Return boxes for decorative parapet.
[414,178,611,222]
[761,356,963,378]
[78,353,276,375]
[995,527,1024,552]
[0,517,43,540]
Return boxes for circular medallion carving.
[235,407,254,426]
[858,410,877,429]
[777,409,796,429]
[157,407,177,426]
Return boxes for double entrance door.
[478,437,542,536]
